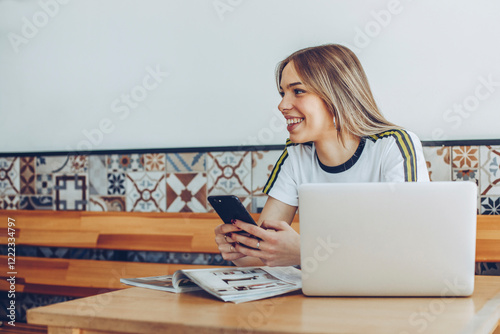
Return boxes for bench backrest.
[0,210,498,298]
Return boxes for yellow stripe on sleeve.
[263,148,289,194]
[370,130,417,182]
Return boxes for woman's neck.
[315,133,361,167]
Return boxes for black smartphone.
[208,195,257,226]
[208,195,261,247]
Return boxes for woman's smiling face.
[278,62,337,144]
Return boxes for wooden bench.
[0,210,281,298]
[1,209,278,333]
[0,210,498,298]
[475,215,500,262]
[0,210,498,334]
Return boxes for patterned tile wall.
[0,150,285,213]
[423,145,500,214]
[1,144,500,322]
[2,145,500,214]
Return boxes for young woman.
[214,44,429,267]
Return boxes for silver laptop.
[299,182,477,297]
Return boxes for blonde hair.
[276,44,401,144]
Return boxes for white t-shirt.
[263,129,430,207]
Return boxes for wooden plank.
[0,210,300,253]
[0,210,223,252]
[14,230,100,248]
[95,234,197,252]
[0,322,48,334]
[476,215,500,262]
[0,209,81,229]
[0,255,230,297]
[1,210,498,260]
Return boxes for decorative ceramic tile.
[251,150,283,195]
[200,253,232,266]
[251,195,268,213]
[36,156,67,174]
[107,154,144,172]
[452,146,479,169]
[422,146,451,181]
[104,196,126,212]
[166,173,207,212]
[13,245,37,257]
[144,153,166,171]
[125,251,231,266]
[36,174,53,195]
[89,196,107,211]
[89,155,107,195]
[68,248,118,261]
[68,155,88,173]
[19,195,53,210]
[108,173,126,195]
[37,246,70,258]
[36,155,88,174]
[480,146,500,196]
[207,151,252,196]
[165,253,229,265]
[20,157,36,195]
[89,195,126,212]
[127,250,166,263]
[0,195,19,210]
[476,262,500,276]
[452,169,479,183]
[480,197,500,215]
[166,152,205,172]
[205,195,252,213]
[248,150,282,213]
[0,157,20,196]
[239,195,253,212]
[126,172,166,212]
[54,174,88,211]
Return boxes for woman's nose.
[278,95,292,113]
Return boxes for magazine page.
[120,274,201,293]
[264,266,302,285]
[181,266,301,303]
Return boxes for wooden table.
[28,275,500,334]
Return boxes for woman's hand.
[229,219,301,267]
[214,222,247,262]
[213,196,298,267]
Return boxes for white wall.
[1,0,499,153]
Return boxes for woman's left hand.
[229,219,301,267]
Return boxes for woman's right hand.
[214,223,247,261]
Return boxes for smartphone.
[208,195,261,246]
[208,195,257,226]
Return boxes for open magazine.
[120,266,302,303]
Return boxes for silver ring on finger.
[256,241,260,249]
[224,234,228,242]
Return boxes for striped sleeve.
[369,130,418,182]
[263,139,293,194]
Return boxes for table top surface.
[28,275,500,334]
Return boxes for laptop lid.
[298,181,477,297]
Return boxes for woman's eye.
[294,89,305,95]
[279,91,284,97]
